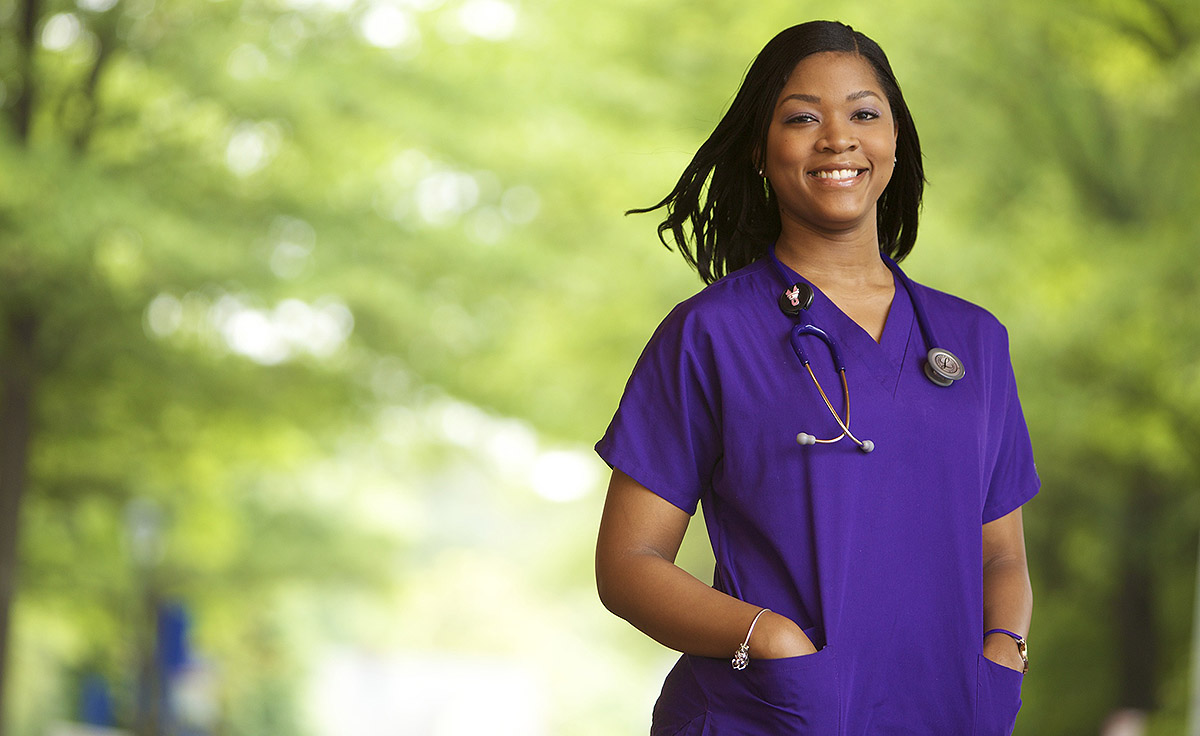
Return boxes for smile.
[809,169,865,180]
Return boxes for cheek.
[765,136,789,166]
[873,132,898,166]
[766,127,810,163]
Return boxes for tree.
[3,0,1199,732]
[0,0,414,726]
[905,1,1200,731]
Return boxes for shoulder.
[634,259,778,369]
[905,277,1020,393]
[661,259,776,334]
[908,278,1010,342]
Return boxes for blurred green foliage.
[0,0,1198,733]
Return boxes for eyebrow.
[780,90,881,104]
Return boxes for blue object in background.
[80,672,116,726]
[158,601,191,675]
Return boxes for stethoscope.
[769,245,965,454]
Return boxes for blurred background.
[0,0,1197,733]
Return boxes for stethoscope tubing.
[769,246,943,359]
[880,253,943,358]
[768,244,962,453]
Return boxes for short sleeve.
[982,328,1040,524]
[595,303,723,515]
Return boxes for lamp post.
[126,499,164,736]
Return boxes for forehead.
[776,52,885,103]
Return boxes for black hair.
[629,21,926,284]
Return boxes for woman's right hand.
[752,611,818,659]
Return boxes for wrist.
[731,608,770,670]
[984,629,1028,673]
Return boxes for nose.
[816,119,857,153]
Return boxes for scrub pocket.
[685,646,840,735]
[973,654,1023,736]
[652,657,709,736]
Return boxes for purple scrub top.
[596,257,1039,735]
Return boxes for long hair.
[630,21,926,285]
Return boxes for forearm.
[980,506,1032,669]
[982,556,1032,634]
[981,556,1032,669]
[597,550,810,659]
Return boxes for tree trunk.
[71,8,116,156]
[1114,474,1159,711]
[11,0,40,143]
[0,312,38,736]
[0,0,41,728]
[1188,531,1200,736]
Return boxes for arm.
[595,468,815,659]
[981,506,1033,671]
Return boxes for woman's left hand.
[983,632,1025,672]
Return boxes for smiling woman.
[595,20,1038,736]
[765,53,897,252]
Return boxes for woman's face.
[764,52,897,239]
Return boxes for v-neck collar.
[768,254,915,396]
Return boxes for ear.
[752,146,764,175]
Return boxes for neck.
[774,228,891,293]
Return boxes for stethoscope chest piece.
[778,283,814,316]
[924,347,965,387]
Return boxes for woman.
[594,21,1037,736]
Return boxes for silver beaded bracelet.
[731,608,770,670]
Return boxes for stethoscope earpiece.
[797,431,873,453]
[923,347,965,387]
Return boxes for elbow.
[595,551,637,619]
[595,559,622,616]
[596,580,616,615]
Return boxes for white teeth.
[812,169,861,180]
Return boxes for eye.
[852,109,881,121]
[785,113,817,124]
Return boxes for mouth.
[808,168,867,181]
